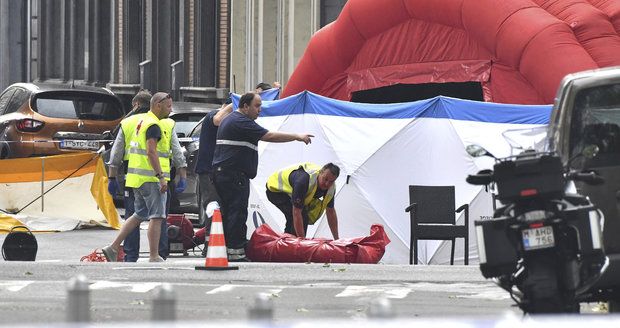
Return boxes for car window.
[570,83,620,166]
[190,122,202,138]
[171,113,207,137]
[5,88,29,114]
[34,93,123,120]
[0,89,15,115]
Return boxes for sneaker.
[101,245,118,262]
[149,256,165,262]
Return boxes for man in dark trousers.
[194,103,233,254]
[212,92,313,261]
[266,162,340,239]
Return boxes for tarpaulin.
[242,91,551,264]
[0,152,120,232]
[246,224,390,264]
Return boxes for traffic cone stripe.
[195,208,239,271]
[205,245,227,259]
[205,257,229,267]
[209,223,224,235]
[210,234,225,245]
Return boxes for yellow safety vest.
[125,111,174,188]
[266,162,335,224]
[120,113,146,161]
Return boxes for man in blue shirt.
[212,92,313,261]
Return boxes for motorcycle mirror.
[466,144,496,158]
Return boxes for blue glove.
[108,178,120,195]
[175,178,187,193]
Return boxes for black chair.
[405,185,469,265]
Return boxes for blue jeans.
[123,188,169,262]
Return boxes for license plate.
[60,140,99,150]
[522,226,555,250]
[169,243,184,251]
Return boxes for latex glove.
[175,178,187,193]
[107,178,120,195]
[206,201,220,218]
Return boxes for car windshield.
[35,94,123,121]
[569,83,620,166]
[170,113,206,137]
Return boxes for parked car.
[0,83,123,159]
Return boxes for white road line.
[335,286,411,299]
[0,281,34,292]
[405,282,509,300]
[206,284,237,294]
[89,281,161,293]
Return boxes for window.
[0,89,16,115]
[5,89,30,114]
[569,84,620,167]
[34,93,123,120]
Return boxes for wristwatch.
[155,172,164,179]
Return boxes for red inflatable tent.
[282,0,620,104]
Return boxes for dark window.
[5,88,30,114]
[170,113,208,137]
[0,89,16,115]
[569,84,620,167]
[351,82,484,104]
[33,93,123,121]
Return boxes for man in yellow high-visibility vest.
[266,162,340,239]
[103,92,187,262]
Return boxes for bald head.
[150,92,172,119]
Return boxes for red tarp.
[246,224,390,264]
[283,0,620,105]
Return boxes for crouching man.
[265,163,340,239]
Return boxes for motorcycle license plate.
[522,226,555,250]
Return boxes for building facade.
[0,0,345,108]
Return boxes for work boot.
[227,247,250,262]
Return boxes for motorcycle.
[466,137,608,314]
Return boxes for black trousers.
[213,168,250,249]
[265,189,309,236]
[198,172,221,233]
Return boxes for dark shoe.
[228,256,251,262]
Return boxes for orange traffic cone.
[195,208,239,271]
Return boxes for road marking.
[335,286,411,299]
[206,284,237,294]
[405,282,509,300]
[89,281,161,293]
[0,281,33,292]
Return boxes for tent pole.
[41,157,44,212]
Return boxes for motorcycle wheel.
[521,259,579,314]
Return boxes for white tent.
[235,92,551,264]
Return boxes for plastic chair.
[405,185,469,265]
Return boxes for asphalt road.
[0,228,524,325]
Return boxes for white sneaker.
[102,245,118,262]
[149,256,165,262]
